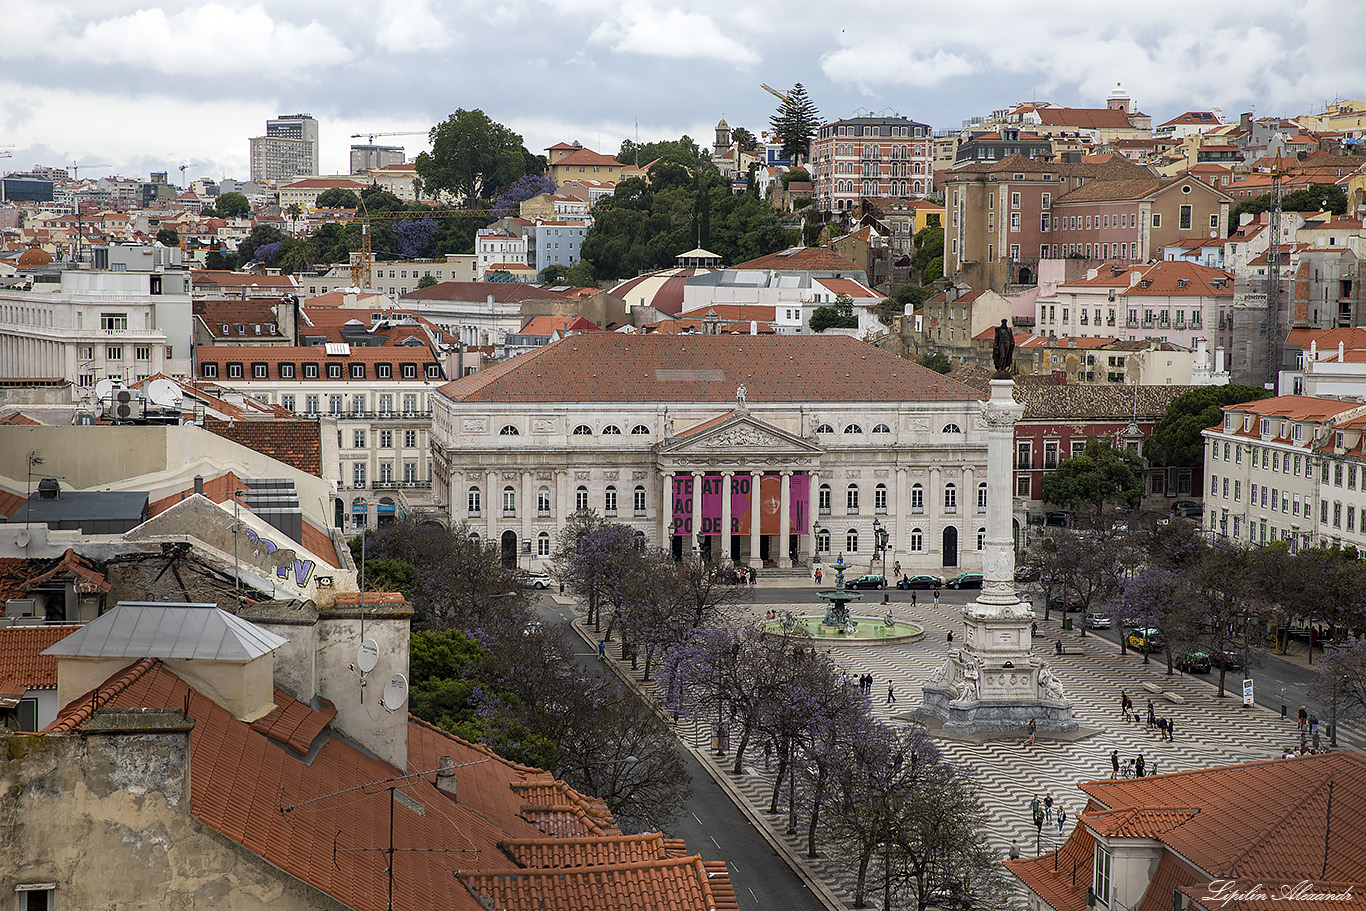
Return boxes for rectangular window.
[403,394,417,415]
[1094,844,1112,906]
[252,363,267,379]
[379,394,392,415]
[202,363,218,378]
[280,363,296,378]
[100,312,129,331]
[380,430,393,448]
[1349,505,1356,532]
[1234,480,1240,502]
[352,393,366,415]
[350,363,366,379]
[405,429,417,448]
[327,363,343,379]
[404,461,417,483]
[1152,213,1161,228]
[226,362,243,378]
[135,345,152,361]
[329,395,342,415]
[1350,465,1358,490]
[1222,478,1229,498]
[1235,447,1242,464]
[282,394,295,412]
[379,462,393,485]
[305,394,319,414]
[353,462,367,488]
[303,363,319,378]
[377,364,392,379]
[1179,205,1192,230]
[1334,502,1342,527]
[353,429,366,448]
[1044,441,1059,469]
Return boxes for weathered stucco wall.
[0,726,348,910]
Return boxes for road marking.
[693,812,704,826]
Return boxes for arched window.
[846,529,859,552]
[874,483,888,514]
[911,483,924,513]
[944,483,958,513]
[977,527,987,551]
[913,180,923,193]
[499,425,519,435]
[977,482,987,512]
[817,529,831,553]
[575,485,589,512]
[910,527,924,552]
[815,423,835,434]
[536,532,551,556]
[843,423,863,434]
[467,486,482,517]
[634,485,647,516]
[631,424,650,435]
[943,423,962,434]
[572,424,592,435]
[602,424,622,435]
[502,486,516,517]
[819,484,832,515]
[633,530,647,550]
[537,486,551,517]
[604,485,618,516]
[846,485,860,515]
[872,423,891,434]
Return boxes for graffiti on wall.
[241,526,316,587]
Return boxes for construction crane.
[69,162,110,180]
[350,131,428,145]
[760,83,792,104]
[345,203,490,289]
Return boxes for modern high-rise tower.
[249,113,320,185]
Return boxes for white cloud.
[9,4,352,77]
[821,44,975,91]
[588,6,759,67]
[375,0,453,52]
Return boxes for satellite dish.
[381,673,408,711]
[147,378,182,408]
[94,378,116,407]
[357,638,380,674]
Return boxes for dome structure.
[17,247,53,268]
[610,267,716,316]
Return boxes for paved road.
[533,597,829,911]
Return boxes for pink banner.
[673,473,811,537]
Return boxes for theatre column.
[778,470,792,568]
[721,471,733,565]
[485,470,498,542]
[659,470,673,547]
[749,470,762,570]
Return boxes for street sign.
[1242,678,1254,706]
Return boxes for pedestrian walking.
[1298,706,1308,731]
[1309,713,1320,736]
[947,630,954,644]
[1024,717,1037,747]
[1168,715,1175,741]
[911,591,918,607]
[1030,794,1041,819]
[750,568,757,587]
[1057,806,1067,833]
[815,568,823,584]
[1120,689,1128,718]
[1122,692,1133,722]
[597,641,606,661]
[1009,839,1020,860]
[933,588,941,608]
[1110,749,1120,779]
[894,560,901,576]
[1135,754,1146,777]
[886,680,896,705]
[1044,794,1054,823]
[1146,699,1155,729]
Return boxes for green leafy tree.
[1230,184,1347,233]
[893,284,926,309]
[539,264,568,285]
[204,250,237,270]
[1041,437,1143,515]
[214,191,250,218]
[314,187,361,209]
[917,351,951,374]
[236,224,288,264]
[768,83,821,162]
[155,228,179,246]
[359,186,404,213]
[564,260,596,287]
[810,293,858,332]
[415,108,538,204]
[417,274,438,289]
[781,169,811,188]
[617,135,703,169]
[910,225,943,283]
[1144,384,1271,467]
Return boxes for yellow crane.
[350,131,428,145]
[345,203,490,289]
[761,83,792,104]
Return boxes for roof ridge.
[43,657,158,732]
[1221,766,1346,877]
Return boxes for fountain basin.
[761,617,925,645]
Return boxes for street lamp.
[872,517,890,577]
[232,489,250,611]
[1331,672,1348,747]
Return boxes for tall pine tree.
[769,83,821,164]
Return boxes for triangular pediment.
[662,414,823,455]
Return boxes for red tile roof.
[729,247,861,272]
[0,411,40,425]
[280,178,368,190]
[550,148,624,169]
[1222,394,1362,423]
[457,854,737,911]
[436,335,983,405]
[403,281,593,304]
[1037,107,1137,130]
[201,419,323,477]
[0,624,81,690]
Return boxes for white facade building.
[431,334,991,574]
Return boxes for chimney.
[194,475,204,496]
[1310,340,1317,360]
[1215,346,1226,374]
[750,320,757,335]
[1197,338,1207,364]
[1340,341,1346,362]
[436,755,457,799]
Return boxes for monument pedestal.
[920,378,1076,734]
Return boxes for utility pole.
[1264,155,1285,388]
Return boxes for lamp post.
[872,517,889,577]
[1331,672,1347,747]
[232,489,249,611]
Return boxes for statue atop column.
[992,319,1015,377]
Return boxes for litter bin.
[1062,617,1073,630]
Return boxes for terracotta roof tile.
[0,624,81,690]
[729,247,861,272]
[436,335,983,405]
[202,418,322,477]
[0,411,40,425]
[457,854,733,911]
[1079,806,1200,838]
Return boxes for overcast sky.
[2,0,1363,184]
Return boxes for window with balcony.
[846,485,860,514]
[819,484,832,515]
[634,485,647,517]
[468,487,481,516]
[576,486,589,512]
[944,483,957,513]
[353,463,367,488]
[977,482,987,512]
[503,486,516,517]
[911,483,925,513]
[604,485,618,516]
[874,484,888,514]
[379,462,393,485]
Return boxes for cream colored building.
[431,334,993,575]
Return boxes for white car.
[520,572,553,590]
[1085,612,1112,629]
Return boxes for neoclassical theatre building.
[431,334,990,574]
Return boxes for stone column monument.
[921,333,1076,734]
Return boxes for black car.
[946,572,983,589]
[1046,593,1083,612]
[897,574,943,590]
[1175,650,1211,673]
[846,573,888,590]
[1014,564,1040,582]
[1215,649,1242,671]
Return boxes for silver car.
[1084,611,1112,629]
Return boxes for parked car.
[1215,649,1242,671]
[518,571,554,590]
[1175,650,1211,673]
[946,572,983,589]
[1044,511,1071,528]
[1015,564,1040,582]
[1046,593,1083,612]
[847,573,888,590]
[1128,627,1165,653]
[1171,500,1202,519]
[897,574,943,590]
[1084,611,1112,629]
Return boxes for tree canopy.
[154,228,179,246]
[415,108,542,204]
[1041,437,1143,514]
[1229,184,1348,233]
[768,83,820,163]
[810,294,858,332]
[314,187,360,210]
[1144,384,1272,467]
[214,191,250,218]
[911,225,944,283]
[617,136,703,169]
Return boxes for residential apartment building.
[1046,173,1232,263]
[400,281,629,347]
[544,143,629,187]
[276,177,367,211]
[298,254,477,298]
[1035,260,1236,351]
[0,262,192,386]
[248,113,320,185]
[921,286,1011,367]
[195,344,449,529]
[348,143,405,173]
[476,228,529,277]
[955,129,1052,163]
[1202,395,1366,550]
[809,115,934,213]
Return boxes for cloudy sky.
[2,0,1363,184]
